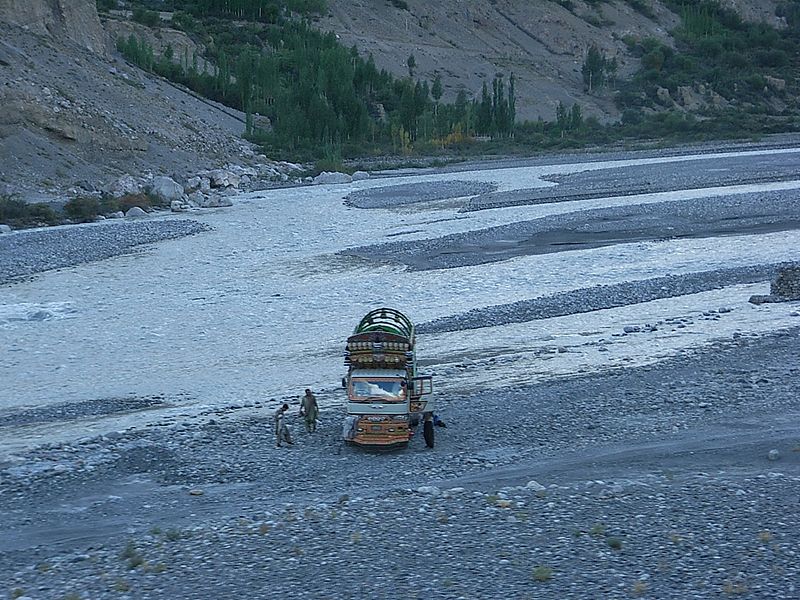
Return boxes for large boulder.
[206,169,241,189]
[125,206,147,218]
[313,171,353,185]
[0,224,12,234]
[150,176,184,202]
[106,175,141,198]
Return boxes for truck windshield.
[350,379,406,402]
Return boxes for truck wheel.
[423,420,434,448]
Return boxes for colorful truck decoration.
[342,308,434,449]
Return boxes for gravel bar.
[0,219,211,284]
[344,180,497,208]
[1,329,799,598]
[462,151,800,212]
[417,262,797,334]
[344,190,800,271]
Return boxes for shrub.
[64,196,100,222]
[754,48,788,68]
[0,195,61,228]
[0,195,28,225]
[117,194,148,212]
[26,203,59,226]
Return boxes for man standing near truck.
[274,403,293,447]
[299,388,319,433]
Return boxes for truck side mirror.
[412,376,433,395]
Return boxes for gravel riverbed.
[2,143,799,599]
[1,329,798,599]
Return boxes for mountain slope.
[319,0,784,121]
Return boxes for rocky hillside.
[319,0,783,122]
[0,0,790,203]
[0,0,267,203]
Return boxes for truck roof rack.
[354,307,414,340]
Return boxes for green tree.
[406,54,416,77]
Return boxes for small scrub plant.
[164,529,182,541]
[722,578,749,595]
[112,579,131,592]
[607,537,623,550]
[630,580,649,596]
[350,531,362,544]
[10,589,27,599]
[258,523,270,535]
[532,565,553,582]
[120,541,145,569]
[146,562,167,573]
[119,542,137,558]
[758,530,773,543]
[589,522,607,537]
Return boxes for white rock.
[170,200,187,212]
[198,195,233,208]
[525,480,546,491]
[0,224,12,234]
[107,174,141,197]
[150,176,184,202]
[107,211,124,219]
[417,485,441,496]
[313,171,352,185]
[125,206,147,218]
[768,449,780,461]
[352,170,370,181]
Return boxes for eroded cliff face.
[0,0,253,203]
[0,0,106,55]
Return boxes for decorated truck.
[342,308,434,449]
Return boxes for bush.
[64,196,100,222]
[0,195,30,225]
[117,193,151,213]
[0,195,61,229]
[26,203,60,226]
